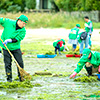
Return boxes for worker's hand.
[84,23,89,27]
[69,72,77,78]
[3,39,12,45]
[98,65,100,73]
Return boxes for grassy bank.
[0,13,100,29]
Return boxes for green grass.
[0,13,100,29]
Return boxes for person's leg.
[79,41,84,55]
[57,44,61,55]
[85,62,92,76]
[12,49,24,81]
[85,36,89,49]
[89,35,92,48]
[3,49,12,82]
[55,47,57,54]
[85,62,99,75]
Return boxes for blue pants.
[89,35,92,46]
[73,44,77,49]
[55,44,60,54]
[79,36,89,54]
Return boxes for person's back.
[68,24,80,51]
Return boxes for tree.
[54,0,79,11]
[25,0,36,9]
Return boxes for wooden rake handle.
[0,38,21,70]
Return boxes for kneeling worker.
[70,48,100,78]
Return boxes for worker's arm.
[3,38,18,45]
[10,28,26,42]
[74,61,85,73]
[70,58,87,78]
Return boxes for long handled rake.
[0,38,31,81]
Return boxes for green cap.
[18,15,28,23]
[76,24,81,28]
[82,48,91,59]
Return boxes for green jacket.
[69,27,79,40]
[53,39,65,47]
[85,20,93,33]
[0,17,26,50]
[74,51,100,73]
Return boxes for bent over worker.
[0,15,28,82]
[53,39,65,55]
[70,48,100,78]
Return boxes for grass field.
[0,13,100,29]
[0,29,100,100]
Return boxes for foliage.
[10,0,26,11]
[54,0,79,11]
[0,0,36,13]
[54,0,100,11]
[7,5,21,13]
[0,0,13,13]
[25,0,36,9]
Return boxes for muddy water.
[0,56,100,100]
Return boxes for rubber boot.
[6,72,12,82]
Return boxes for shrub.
[7,5,21,13]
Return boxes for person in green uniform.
[53,39,65,55]
[68,24,80,51]
[84,16,93,49]
[70,48,100,78]
[0,15,28,82]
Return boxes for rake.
[0,38,31,81]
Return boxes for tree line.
[54,0,100,11]
[0,0,100,14]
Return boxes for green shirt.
[0,17,26,50]
[85,20,93,33]
[69,27,79,40]
[74,51,100,73]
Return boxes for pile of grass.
[74,76,98,82]
[0,81,41,89]
[44,51,55,55]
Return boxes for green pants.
[3,49,24,82]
